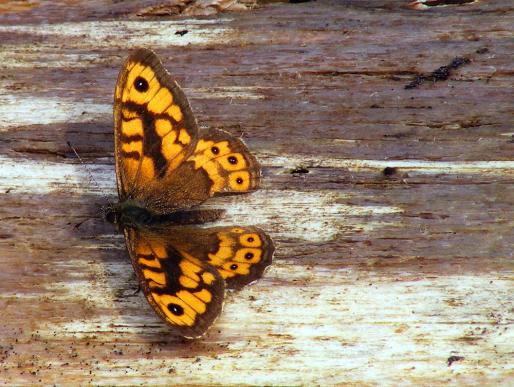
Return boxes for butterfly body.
[109,48,274,338]
[105,200,156,228]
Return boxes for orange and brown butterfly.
[104,48,274,338]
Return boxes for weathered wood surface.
[0,0,513,385]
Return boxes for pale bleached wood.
[0,1,513,385]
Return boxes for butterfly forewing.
[114,48,199,202]
[125,228,225,338]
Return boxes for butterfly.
[104,48,274,338]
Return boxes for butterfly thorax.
[104,200,156,230]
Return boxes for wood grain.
[0,0,513,385]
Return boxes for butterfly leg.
[131,284,141,296]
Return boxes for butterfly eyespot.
[211,146,219,154]
[168,303,184,316]
[236,177,243,185]
[134,76,149,92]
[228,156,237,165]
[245,252,254,260]
[230,264,238,270]
[247,237,254,242]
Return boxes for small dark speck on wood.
[382,167,398,177]
[413,0,476,8]
[447,355,465,366]
[290,166,310,175]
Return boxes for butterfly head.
[103,203,121,225]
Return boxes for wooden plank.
[0,0,513,385]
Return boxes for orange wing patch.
[130,232,224,336]
[148,87,173,114]
[114,49,199,199]
[118,62,191,185]
[202,227,273,289]
[187,132,260,195]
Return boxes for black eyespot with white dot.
[211,146,219,155]
[230,264,238,270]
[236,177,243,185]
[134,76,149,92]
[168,303,184,316]
[228,156,237,165]
[247,237,254,242]
[245,252,254,260]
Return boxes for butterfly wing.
[186,128,261,196]
[164,225,274,290]
[124,228,225,338]
[113,48,199,202]
[143,128,262,212]
[114,49,262,213]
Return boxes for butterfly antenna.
[67,141,114,209]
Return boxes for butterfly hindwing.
[140,128,262,211]
[186,128,262,196]
[114,48,199,201]
[138,128,262,212]
[125,228,225,338]
[203,226,274,289]
[165,225,274,290]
